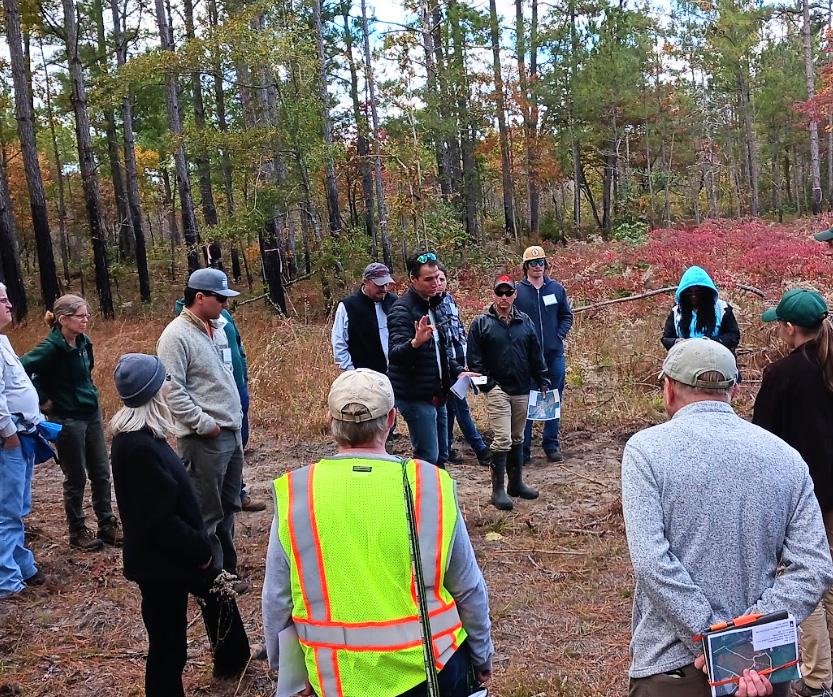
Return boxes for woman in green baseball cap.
[753,287,833,697]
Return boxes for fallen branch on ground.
[574,282,767,314]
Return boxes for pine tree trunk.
[39,38,70,286]
[313,0,343,237]
[208,0,235,220]
[342,5,375,250]
[804,0,823,214]
[489,0,516,241]
[111,0,150,301]
[0,153,27,319]
[155,0,200,271]
[93,0,133,259]
[63,0,114,317]
[360,0,391,266]
[738,71,759,216]
[430,0,462,190]
[3,0,60,309]
[183,0,218,228]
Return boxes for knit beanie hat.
[114,353,167,408]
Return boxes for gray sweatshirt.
[156,309,242,437]
[261,452,494,677]
[622,400,833,678]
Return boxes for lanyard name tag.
[221,348,232,364]
[543,294,557,307]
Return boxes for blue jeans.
[446,394,487,455]
[396,398,448,468]
[397,641,473,697]
[0,444,36,597]
[524,353,566,459]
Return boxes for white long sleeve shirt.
[330,300,390,371]
[0,334,42,437]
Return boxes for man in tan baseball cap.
[262,367,495,694]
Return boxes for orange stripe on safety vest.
[432,465,444,606]
[291,600,456,628]
[307,463,332,622]
[410,460,422,607]
[313,647,329,697]
[330,648,343,696]
[286,471,312,617]
[299,622,463,654]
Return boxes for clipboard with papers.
[695,611,800,697]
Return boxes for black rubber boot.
[507,443,539,499]
[490,451,513,511]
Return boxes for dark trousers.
[53,412,115,532]
[398,642,474,697]
[138,578,250,697]
[523,353,566,458]
[628,662,790,697]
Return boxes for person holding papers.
[467,276,549,510]
[753,289,833,697]
[622,339,833,697]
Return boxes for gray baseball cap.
[363,262,394,286]
[661,339,737,390]
[186,268,239,297]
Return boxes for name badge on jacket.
[543,294,557,307]
[222,348,233,365]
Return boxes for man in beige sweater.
[157,269,245,581]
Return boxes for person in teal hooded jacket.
[661,266,740,352]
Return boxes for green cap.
[761,288,829,327]
[815,227,833,242]
[661,339,737,390]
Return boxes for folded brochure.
[700,611,799,697]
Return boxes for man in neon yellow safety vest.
[262,368,494,697]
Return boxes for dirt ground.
[0,426,633,697]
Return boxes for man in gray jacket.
[623,339,833,697]
[157,269,245,580]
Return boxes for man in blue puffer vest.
[514,246,573,464]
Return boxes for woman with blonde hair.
[110,353,250,696]
[21,295,120,551]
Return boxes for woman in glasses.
[753,289,833,697]
[661,266,740,353]
[21,294,121,552]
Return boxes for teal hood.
[675,266,718,303]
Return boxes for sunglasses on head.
[527,259,546,267]
[416,252,437,264]
[494,288,514,297]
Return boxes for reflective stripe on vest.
[282,457,462,695]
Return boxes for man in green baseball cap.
[762,288,829,327]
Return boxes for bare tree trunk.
[312,0,343,237]
[569,0,580,236]
[0,152,27,318]
[342,5,375,250]
[489,0,516,241]
[361,0,391,266]
[208,0,235,220]
[738,71,759,216]
[155,0,200,271]
[515,0,540,236]
[93,0,133,258]
[63,0,114,317]
[183,0,218,228]
[804,0,823,213]
[39,38,70,286]
[111,0,150,301]
[3,0,60,309]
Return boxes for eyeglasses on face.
[494,289,514,297]
[69,312,91,319]
[527,259,546,267]
[416,252,437,264]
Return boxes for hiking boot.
[98,519,123,547]
[507,444,539,500]
[545,448,564,463]
[489,452,513,511]
[241,493,266,512]
[448,448,463,465]
[69,527,104,551]
[24,570,46,587]
[476,446,493,467]
[793,679,833,697]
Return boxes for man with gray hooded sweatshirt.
[623,339,833,697]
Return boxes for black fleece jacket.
[111,428,214,583]
[387,287,463,401]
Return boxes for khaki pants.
[486,386,528,452]
[628,663,790,697]
[800,509,833,689]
